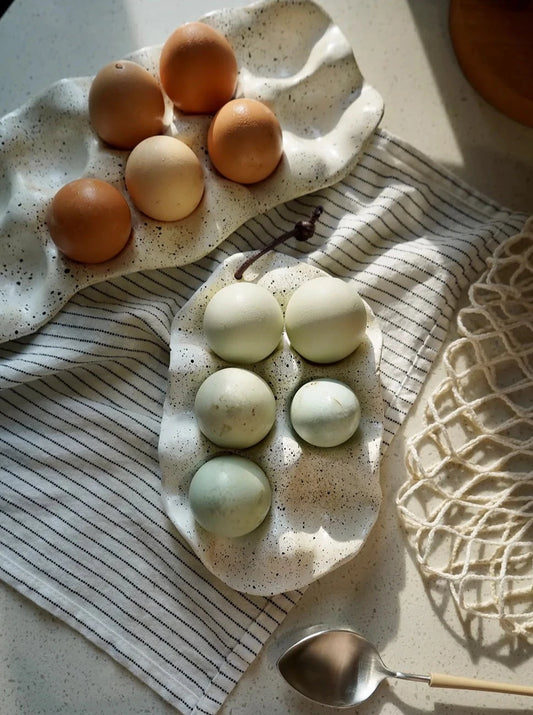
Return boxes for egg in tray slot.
[158,251,384,596]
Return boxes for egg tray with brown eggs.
[158,252,384,595]
[46,22,284,265]
[1,0,384,345]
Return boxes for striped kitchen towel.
[0,127,528,714]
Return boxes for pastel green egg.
[189,455,271,538]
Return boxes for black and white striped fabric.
[0,129,528,714]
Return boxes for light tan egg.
[89,60,166,149]
[207,98,283,184]
[46,178,132,263]
[125,135,204,221]
[159,21,238,114]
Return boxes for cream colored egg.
[194,367,276,448]
[290,379,361,448]
[285,276,367,363]
[188,455,271,538]
[125,135,204,221]
[203,282,283,363]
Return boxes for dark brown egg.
[46,178,132,263]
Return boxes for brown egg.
[159,21,238,114]
[89,60,166,149]
[207,98,283,184]
[46,178,132,263]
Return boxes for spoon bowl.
[277,628,533,708]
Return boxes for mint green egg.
[189,455,271,538]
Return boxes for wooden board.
[449,0,533,127]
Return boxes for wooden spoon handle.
[430,672,533,696]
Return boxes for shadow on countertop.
[404,0,533,214]
[0,1,15,20]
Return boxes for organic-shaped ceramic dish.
[0,0,383,344]
[158,252,384,595]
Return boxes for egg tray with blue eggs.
[158,250,384,596]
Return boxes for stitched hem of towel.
[0,556,301,715]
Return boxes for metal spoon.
[277,628,533,708]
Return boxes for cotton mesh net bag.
[397,218,533,641]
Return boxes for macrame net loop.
[397,218,533,641]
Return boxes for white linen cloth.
[0,128,528,714]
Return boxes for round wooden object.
[449,0,533,127]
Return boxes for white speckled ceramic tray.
[0,0,383,344]
[158,253,384,595]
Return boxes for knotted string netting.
[397,218,533,641]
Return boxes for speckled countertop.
[0,1,532,714]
